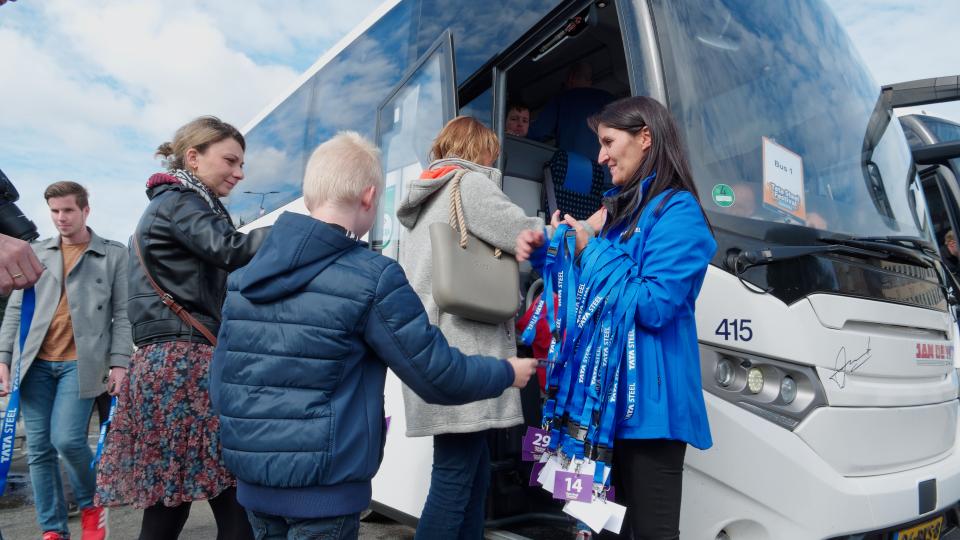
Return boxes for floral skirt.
[95,341,236,508]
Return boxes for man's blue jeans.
[246,510,359,540]
[20,360,95,535]
[415,430,490,540]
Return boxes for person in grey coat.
[0,181,131,540]
[396,116,545,539]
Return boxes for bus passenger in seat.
[505,101,531,137]
[395,116,546,540]
[517,96,716,540]
[209,132,537,540]
[528,62,615,160]
[944,229,959,277]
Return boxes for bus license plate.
[895,516,943,540]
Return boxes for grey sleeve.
[108,247,133,368]
[457,172,545,254]
[0,288,23,366]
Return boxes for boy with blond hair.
[210,131,536,539]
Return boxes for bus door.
[369,30,457,521]
[372,30,457,260]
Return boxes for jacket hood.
[145,173,186,200]
[396,158,502,228]
[237,212,358,303]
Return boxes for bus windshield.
[653,0,929,242]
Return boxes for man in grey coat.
[0,181,131,540]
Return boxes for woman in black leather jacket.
[95,116,266,540]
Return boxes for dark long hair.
[588,96,707,241]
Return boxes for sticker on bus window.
[762,137,806,222]
[711,184,735,207]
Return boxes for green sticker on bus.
[712,184,735,207]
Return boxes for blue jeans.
[415,431,490,540]
[246,510,359,540]
[20,360,95,535]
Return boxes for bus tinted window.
[653,0,926,240]
[225,3,415,226]
[414,0,562,84]
[924,118,960,143]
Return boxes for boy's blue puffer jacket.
[210,212,514,519]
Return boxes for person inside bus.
[527,61,615,160]
[944,229,959,277]
[505,101,531,137]
[208,131,538,540]
[395,116,546,539]
[516,96,716,540]
[94,116,267,540]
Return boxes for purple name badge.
[385,416,391,434]
[529,461,546,486]
[521,427,551,462]
[553,471,593,502]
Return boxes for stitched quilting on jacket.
[210,212,515,519]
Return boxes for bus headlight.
[780,376,797,404]
[746,368,764,394]
[715,359,735,387]
[700,347,826,430]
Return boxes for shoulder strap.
[447,169,502,258]
[132,236,218,345]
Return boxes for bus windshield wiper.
[820,236,936,268]
[725,243,889,272]
[844,235,938,255]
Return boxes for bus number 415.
[715,319,753,342]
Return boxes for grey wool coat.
[0,230,133,398]
[396,158,544,436]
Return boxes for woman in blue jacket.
[517,96,716,539]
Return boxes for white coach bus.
[229,1,960,538]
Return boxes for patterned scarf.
[169,169,230,219]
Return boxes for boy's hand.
[507,357,538,388]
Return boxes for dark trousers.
[415,431,491,540]
[604,438,687,540]
[246,511,360,540]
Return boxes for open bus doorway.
[466,0,636,527]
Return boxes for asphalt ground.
[0,456,572,540]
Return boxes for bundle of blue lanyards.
[520,224,640,532]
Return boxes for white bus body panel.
[682,395,960,540]
[696,267,956,408]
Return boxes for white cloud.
[0,0,381,242]
[826,0,960,121]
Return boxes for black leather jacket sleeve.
[168,193,269,272]
[128,186,269,347]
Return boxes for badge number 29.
[715,319,753,342]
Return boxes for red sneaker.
[42,532,67,540]
[80,506,109,540]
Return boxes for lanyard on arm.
[0,287,36,495]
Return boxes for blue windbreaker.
[532,177,716,449]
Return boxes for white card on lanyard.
[537,454,562,493]
[563,498,612,533]
[602,500,627,533]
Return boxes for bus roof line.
[240,0,402,134]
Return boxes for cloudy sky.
[1,0,958,241]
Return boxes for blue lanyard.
[90,396,117,469]
[0,287,36,495]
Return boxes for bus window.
[372,32,457,259]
